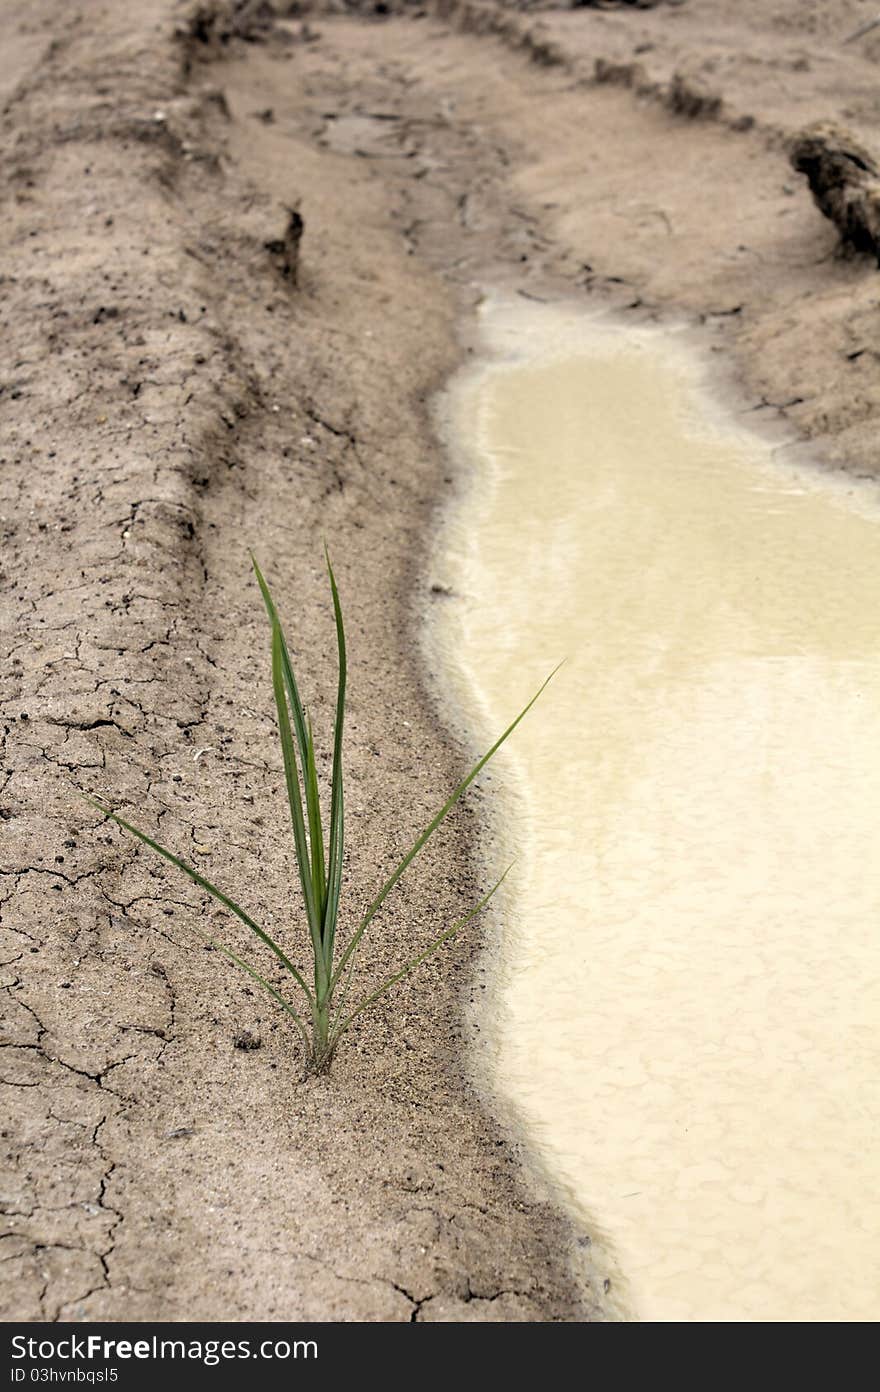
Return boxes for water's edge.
[422,290,880,1322]
[420,301,628,1319]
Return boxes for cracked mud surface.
[2,0,879,1322]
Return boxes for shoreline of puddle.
[423,290,880,1323]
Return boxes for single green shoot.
[83,554,556,1072]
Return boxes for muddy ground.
[2,0,879,1322]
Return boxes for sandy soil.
[2,0,878,1322]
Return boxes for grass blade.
[322,547,346,976]
[331,867,511,1045]
[271,625,326,995]
[80,794,314,1004]
[329,665,560,991]
[126,883,314,1054]
[252,554,312,785]
[255,555,329,956]
[196,930,313,1055]
[304,711,326,928]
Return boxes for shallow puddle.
[428,293,880,1321]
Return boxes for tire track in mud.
[1,2,600,1321]
[306,1,880,484]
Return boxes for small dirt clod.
[790,122,880,263]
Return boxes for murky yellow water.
[428,293,880,1322]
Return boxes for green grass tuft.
[82,555,556,1073]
